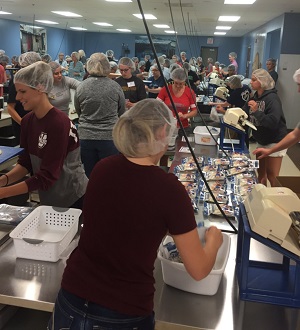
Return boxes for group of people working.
[0,46,298,329]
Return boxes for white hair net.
[19,52,42,67]
[113,99,176,158]
[293,69,300,84]
[14,61,54,94]
[252,69,275,90]
[226,75,242,89]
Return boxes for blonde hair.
[113,99,176,157]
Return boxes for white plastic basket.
[9,206,81,262]
[193,126,220,145]
[158,232,230,295]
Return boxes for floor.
[0,142,299,330]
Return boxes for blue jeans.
[48,288,155,330]
[80,140,119,178]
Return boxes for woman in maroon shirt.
[49,99,222,329]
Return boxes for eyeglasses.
[120,68,130,72]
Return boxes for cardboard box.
[275,176,300,199]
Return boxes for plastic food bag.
[210,106,219,122]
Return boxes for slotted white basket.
[9,206,81,262]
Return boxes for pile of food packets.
[173,151,258,219]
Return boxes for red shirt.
[157,84,196,128]
[62,154,196,315]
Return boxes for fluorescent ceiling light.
[216,26,232,30]
[218,16,240,22]
[133,14,157,20]
[51,11,82,17]
[165,30,177,34]
[117,29,131,32]
[0,11,12,15]
[225,0,256,4]
[35,20,59,24]
[93,22,113,26]
[153,24,170,29]
[70,27,87,31]
[106,0,132,2]
[214,32,227,35]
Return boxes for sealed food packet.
[203,202,239,218]
[204,170,226,181]
[0,204,35,225]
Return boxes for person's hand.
[205,226,223,249]
[253,147,271,159]
[215,104,224,113]
[248,100,258,112]
[178,112,187,119]
[126,101,134,109]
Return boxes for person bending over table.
[0,61,88,209]
[48,98,223,330]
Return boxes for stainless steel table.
[0,141,300,329]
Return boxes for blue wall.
[1,13,299,73]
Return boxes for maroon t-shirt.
[62,154,196,315]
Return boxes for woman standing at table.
[48,61,81,116]
[157,67,197,136]
[68,52,85,81]
[48,98,223,330]
[0,61,88,209]
[243,68,287,187]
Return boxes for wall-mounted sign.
[207,38,214,45]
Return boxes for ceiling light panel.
[106,0,132,2]
[70,27,87,30]
[93,22,113,26]
[225,0,256,4]
[51,11,82,17]
[153,24,170,28]
[0,11,12,15]
[214,32,227,35]
[35,20,59,24]
[116,29,131,32]
[218,16,240,21]
[216,26,232,30]
[133,14,157,20]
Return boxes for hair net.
[182,62,191,71]
[157,56,165,65]
[118,57,135,70]
[87,52,111,76]
[171,68,187,81]
[113,99,176,158]
[226,75,242,89]
[19,52,41,67]
[48,61,61,73]
[293,69,300,84]
[0,55,10,64]
[252,69,275,90]
[106,50,114,57]
[109,61,118,69]
[169,63,180,73]
[14,61,53,94]
[42,54,52,63]
[138,60,145,69]
[229,52,237,59]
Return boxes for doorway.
[201,47,218,66]
[246,46,251,78]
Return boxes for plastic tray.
[158,232,230,295]
[193,126,220,145]
[9,206,81,262]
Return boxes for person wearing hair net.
[115,57,147,109]
[48,61,80,116]
[49,98,223,330]
[253,68,300,161]
[157,67,197,136]
[7,51,41,142]
[209,75,251,111]
[0,61,88,208]
[243,68,287,187]
[75,53,126,177]
[0,55,9,97]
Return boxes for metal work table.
[0,140,300,329]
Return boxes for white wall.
[277,54,300,129]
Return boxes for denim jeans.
[80,139,119,178]
[48,288,155,330]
